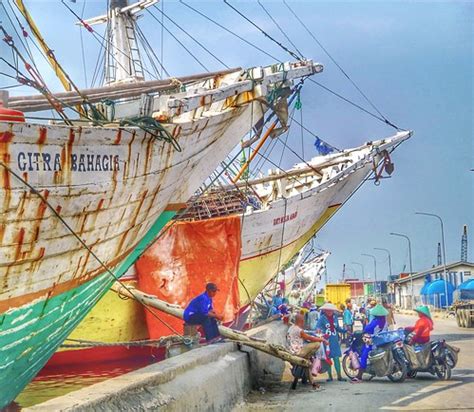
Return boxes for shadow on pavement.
[381,370,474,409]
[432,333,474,342]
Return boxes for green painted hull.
[0,211,176,409]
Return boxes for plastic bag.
[350,351,360,370]
[311,357,321,376]
[368,348,392,377]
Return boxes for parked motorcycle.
[445,343,460,369]
[399,329,454,380]
[342,330,407,382]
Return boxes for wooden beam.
[111,283,310,368]
[8,68,241,112]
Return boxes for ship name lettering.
[71,154,120,172]
[273,211,297,226]
[17,151,120,172]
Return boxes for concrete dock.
[25,314,473,411]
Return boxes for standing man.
[382,297,396,330]
[184,283,223,342]
[342,302,354,342]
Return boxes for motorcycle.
[399,329,453,380]
[342,330,407,382]
[445,343,460,369]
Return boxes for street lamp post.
[374,247,392,280]
[362,253,378,297]
[351,262,365,281]
[390,232,414,309]
[415,212,449,309]
[345,266,356,277]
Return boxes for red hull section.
[136,216,242,339]
[41,346,164,374]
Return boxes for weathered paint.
[1,208,175,408]
[1,60,317,408]
[49,132,411,368]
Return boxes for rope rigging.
[62,335,196,348]
[134,21,170,79]
[257,0,304,60]
[79,0,89,87]
[150,4,229,69]
[119,116,181,152]
[223,0,301,62]
[61,0,160,81]
[309,78,403,130]
[2,1,40,76]
[160,0,165,79]
[178,0,280,62]
[282,0,401,131]
[145,7,209,72]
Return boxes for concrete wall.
[26,322,289,412]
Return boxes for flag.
[314,137,334,156]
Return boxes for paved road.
[234,314,474,411]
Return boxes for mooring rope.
[61,335,197,348]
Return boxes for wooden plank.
[110,283,311,368]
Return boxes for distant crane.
[461,225,468,262]
[437,242,442,266]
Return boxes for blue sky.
[1,1,472,282]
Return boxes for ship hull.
[0,98,261,408]
[45,133,411,369]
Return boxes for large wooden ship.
[45,130,411,368]
[0,0,321,407]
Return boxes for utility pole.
[415,212,449,309]
[362,254,378,297]
[461,225,468,262]
[351,262,365,281]
[374,247,392,281]
[390,232,414,309]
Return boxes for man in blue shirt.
[183,283,223,341]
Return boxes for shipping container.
[346,280,364,297]
[324,284,351,306]
[364,282,375,296]
[376,281,388,294]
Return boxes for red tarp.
[136,216,242,339]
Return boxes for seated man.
[270,290,284,316]
[183,283,223,342]
[287,313,328,388]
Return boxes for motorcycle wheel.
[434,362,452,380]
[342,354,359,379]
[388,358,407,383]
[446,352,456,369]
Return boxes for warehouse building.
[391,261,474,309]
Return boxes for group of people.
[287,302,350,386]
[286,296,435,386]
[182,284,434,388]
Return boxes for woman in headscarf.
[405,306,433,344]
[316,303,347,381]
[351,304,389,382]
